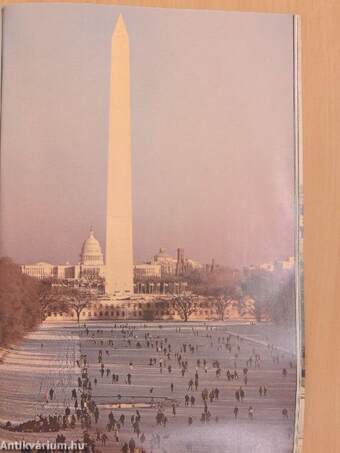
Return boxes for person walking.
[188,378,194,391]
[101,433,108,446]
[248,406,254,420]
[233,407,239,419]
[94,407,99,424]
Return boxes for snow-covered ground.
[0,321,297,452]
[0,324,81,445]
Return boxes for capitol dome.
[80,228,104,266]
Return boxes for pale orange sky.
[0,5,296,268]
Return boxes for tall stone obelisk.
[105,15,134,296]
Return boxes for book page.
[0,5,303,453]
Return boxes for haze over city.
[0,5,295,268]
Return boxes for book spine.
[293,13,305,453]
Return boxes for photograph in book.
[0,4,303,453]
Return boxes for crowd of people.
[74,323,295,452]
[1,322,296,452]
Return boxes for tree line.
[0,256,296,346]
[182,265,296,324]
[0,257,43,346]
[0,257,92,346]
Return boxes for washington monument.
[105,15,134,295]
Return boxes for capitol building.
[21,228,105,281]
[20,228,258,322]
[20,228,201,296]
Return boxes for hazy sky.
[0,4,296,268]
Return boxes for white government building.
[21,228,202,283]
[20,228,255,323]
[21,229,105,281]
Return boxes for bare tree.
[172,295,198,322]
[215,286,242,321]
[37,281,70,320]
[65,289,93,324]
[241,270,276,322]
[215,296,234,321]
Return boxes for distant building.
[23,233,256,323]
[134,281,188,295]
[21,228,104,281]
[134,263,162,279]
[46,293,255,323]
[56,263,80,280]
[21,231,205,297]
[245,257,295,273]
[21,262,57,280]
[152,248,177,275]
[259,262,275,272]
[186,258,203,270]
[79,228,105,278]
[176,248,185,275]
[279,256,295,270]
[151,247,203,277]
